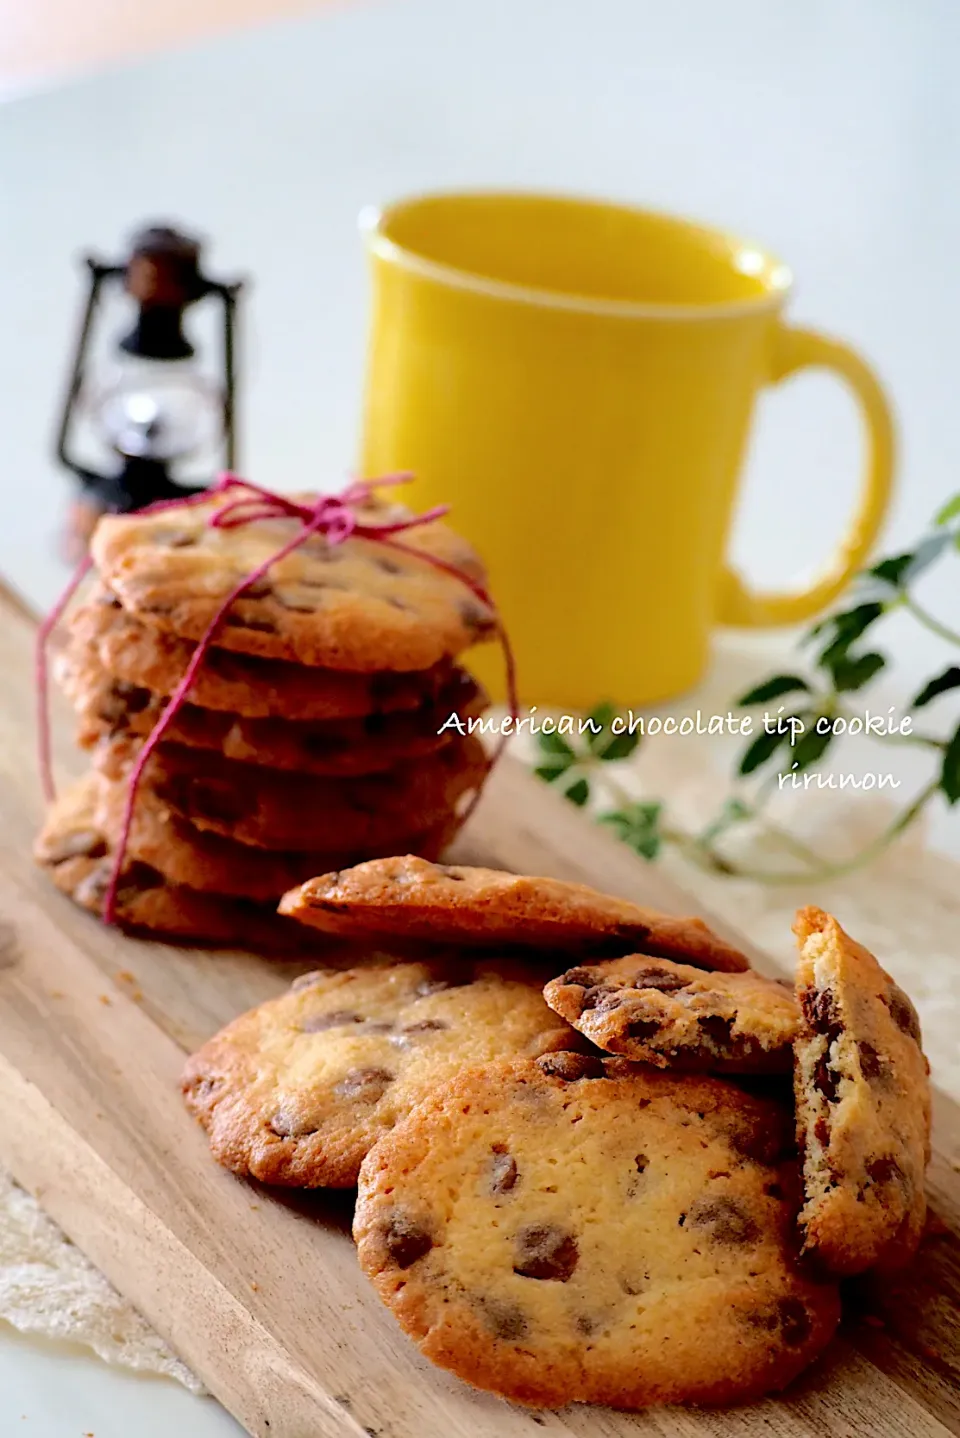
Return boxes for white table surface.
[1,0,958,1431]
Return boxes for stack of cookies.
[181,859,932,1410]
[35,490,494,949]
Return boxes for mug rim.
[359,190,793,321]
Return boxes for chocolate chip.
[579,985,613,1013]
[300,1010,362,1033]
[269,1106,318,1138]
[627,1019,661,1042]
[242,578,274,598]
[513,1225,579,1281]
[490,1151,519,1195]
[687,1195,759,1246]
[481,1299,527,1341]
[45,829,109,864]
[747,1298,812,1347]
[801,986,843,1043]
[634,1154,649,1174]
[777,1298,812,1347]
[559,967,596,987]
[376,557,402,575]
[867,1155,905,1187]
[698,1014,735,1046]
[459,598,493,634]
[814,1116,831,1148]
[381,1216,433,1268]
[403,1019,448,1035]
[335,1066,393,1101]
[858,1041,887,1080]
[887,985,922,1044]
[156,528,198,548]
[536,1052,606,1082]
[186,779,249,824]
[813,1053,841,1103]
[631,967,688,993]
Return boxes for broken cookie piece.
[792,906,930,1276]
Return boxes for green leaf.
[598,730,641,762]
[600,802,662,860]
[584,701,617,741]
[564,776,590,807]
[829,651,886,693]
[789,721,834,774]
[738,724,792,776]
[736,674,811,706]
[940,724,960,805]
[537,730,575,759]
[533,761,571,784]
[913,665,960,708]
[934,492,960,527]
[866,552,915,589]
[811,602,885,662]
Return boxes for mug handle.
[718,323,895,627]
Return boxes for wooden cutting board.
[0,577,958,1438]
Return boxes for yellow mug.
[358,192,894,708]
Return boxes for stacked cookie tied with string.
[34,481,494,950]
[183,859,932,1411]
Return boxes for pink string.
[37,472,517,925]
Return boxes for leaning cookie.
[793,906,931,1276]
[544,957,800,1073]
[279,856,749,971]
[181,961,578,1188]
[354,1054,840,1409]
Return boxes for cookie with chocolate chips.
[182,962,576,1187]
[34,776,313,951]
[544,956,800,1073]
[93,732,489,853]
[354,1056,839,1408]
[792,906,931,1276]
[279,856,749,970]
[60,637,486,777]
[68,585,458,721]
[90,489,496,671]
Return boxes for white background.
[0,0,958,1431]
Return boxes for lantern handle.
[54,257,124,489]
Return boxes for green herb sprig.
[533,493,960,882]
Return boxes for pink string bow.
[38,472,517,925]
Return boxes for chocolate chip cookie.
[34,777,313,951]
[93,733,489,853]
[182,962,577,1187]
[93,772,456,901]
[90,490,496,670]
[544,957,799,1073]
[279,856,749,970]
[792,906,931,1276]
[67,587,456,721]
[61,639,486,777]
[354,1055,840,1408]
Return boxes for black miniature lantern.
[55,223,243,538]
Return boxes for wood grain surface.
[0,592,958,1437]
